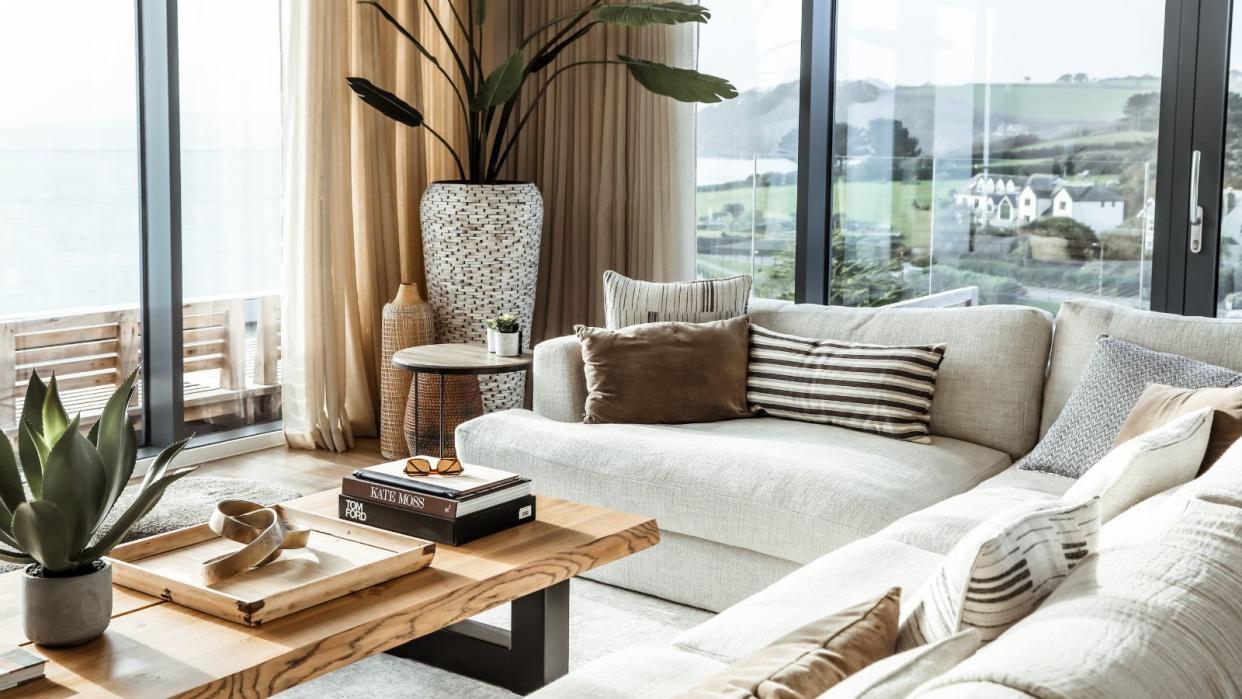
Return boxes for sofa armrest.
[533,335,587,422]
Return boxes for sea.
[0,148,281,318]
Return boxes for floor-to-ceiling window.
[0,1,144,437]
[828,0,1164,311]
[695,0,802,300]
[0,0,282,453]
[178,0,283,435]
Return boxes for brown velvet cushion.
[576,316,751,424]
[677,589,901,699]
[1114,384,1242,475]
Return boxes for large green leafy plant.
[0,370,196,575]
[347,1,737,183]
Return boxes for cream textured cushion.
[820,630,979,699]
[457,411,1010,566]
[603,270,751,329]
[898,498,1101,649]
[1063,408,1213,522]
[919,492,1242,698]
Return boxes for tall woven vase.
[421,182,542,412]
[379,283,435,459]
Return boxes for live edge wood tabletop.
[0,492,659,698]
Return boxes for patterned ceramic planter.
[421,182,542,411]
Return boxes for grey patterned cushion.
[1018,337,1242,477]
[603,270,751,329]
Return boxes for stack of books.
[0,646,46,692]
[338,459,535,546]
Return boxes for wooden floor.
[192,437,386,494]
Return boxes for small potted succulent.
[0,369,196,646]
[493,314,521,357]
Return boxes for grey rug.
[0,477,302,573]
[282,577,712,698]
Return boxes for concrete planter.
[21,560,112,647]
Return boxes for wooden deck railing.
[0,293,281,434]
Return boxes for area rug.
[0,477,302,574]
[283,578,712,698]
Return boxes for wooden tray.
[108,505,435,626]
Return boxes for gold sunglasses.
[404,457,464,477]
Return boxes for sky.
[699,0,1168,90]
[0,0,279,151]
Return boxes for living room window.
[0,0,282,456]
[694,0,802,300]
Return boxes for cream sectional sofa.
[456,298,1242,696]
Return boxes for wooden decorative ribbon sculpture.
[201,500,311,586]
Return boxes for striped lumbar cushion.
[603,270,751,329]
[897,497,1101,650]
[747,324,947,443]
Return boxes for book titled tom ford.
[339,494,536,546]
[341,474,531,519]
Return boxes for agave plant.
[0,370,196,575]
[347,0,737,183]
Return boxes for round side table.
[392,343,533,459]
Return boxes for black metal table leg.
[387,580,571,694]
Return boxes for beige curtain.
[281,0,464,451]
[492,2,698,341]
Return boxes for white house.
[1050,184,1125,231]
[1017,174,1061,222]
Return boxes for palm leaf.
[470,51,525,110]
[41,417,106,553]
[82,465,198,561]
[12,500,74,572]
[593,2,709,26]
[17,420,45,498]
[95,370,139,521]
[473,0,487,24]
[346,77,424,128]
[617,55,737,103]
[0,435,25,517]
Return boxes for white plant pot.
[422,182,542,411]
[486,327,499,353]
[496,332,520,357]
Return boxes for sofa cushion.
[874,482,1063,556]
[1041,299,1242,435]
[457,411,1011,565]
[679,589,901,699]
[821,630,979,699]
[529,646,725,699]
[673,539,944,665]
[750,301,1052,459]
[603,270,751,329]
[1019,337,1242,478]
[919,493,1242,698]
[897,497,1101,649]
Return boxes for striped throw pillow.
[897,497,1101,650]
[603,271,751,329]
[747,324,947,443]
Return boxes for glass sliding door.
[825,0,1168,311]
[177,0,283,435]
[1214,4,1242,317]
[695,0,802,299]
[0,1,143,437]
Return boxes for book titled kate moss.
[339,494,536,546]
[343,467,530,519]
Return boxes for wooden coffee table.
[0,491,658,697]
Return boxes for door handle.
[1190,149,1204,254]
